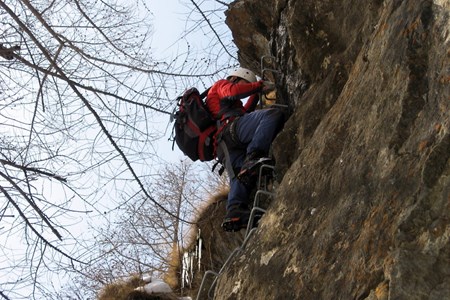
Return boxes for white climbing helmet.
[227,67,257,83]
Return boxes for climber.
[206,67,286,232]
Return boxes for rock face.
[213,0,449,299]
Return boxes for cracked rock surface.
[212,0,450,299]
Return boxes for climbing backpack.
[171,87,216,161]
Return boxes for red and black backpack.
[171,87,216,161]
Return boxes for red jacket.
[206,79,263,120]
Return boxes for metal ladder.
[196,163,275,300]
[260,55,288,111]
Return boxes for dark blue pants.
[226,108,285,211]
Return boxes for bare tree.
[60,159,224,299]
[0,0,235,298]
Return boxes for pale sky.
[151,0,185,50]
[0,1,236,298]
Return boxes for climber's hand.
[262,81,276,94]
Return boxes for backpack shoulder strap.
[200,87,211,100]
[217,140,235,179]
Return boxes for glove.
[261,81,276,93]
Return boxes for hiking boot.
[221,205,250,232]
[238,153,272,186]
[221,205,264,232]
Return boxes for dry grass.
[163,243,181,290]
[97,275,142,300]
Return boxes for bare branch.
[0,185,85,263]
[0,159,67,182]
[189,0,236,59]
[0,44,20,60]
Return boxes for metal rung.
[218,248,242,274]
[261,56,280,71]
[203,227,260,299]
[254,190,275,208]
[196,270,218,300]
[260,55,282,104]
[206,246,242,299]
[207,279,217,299]
[257,164,275,191]
[261,56,281,80]
[245,207,266,238]
[242,227,258,249]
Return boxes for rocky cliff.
[211,0,449,299]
